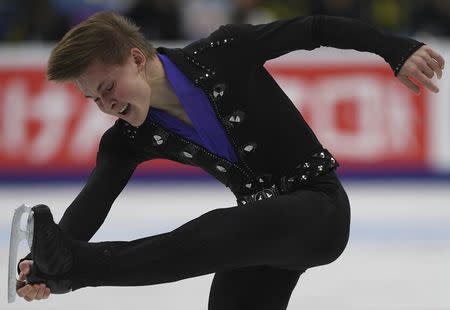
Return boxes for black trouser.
[69,171,351,309]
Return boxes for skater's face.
[76,48,153,127]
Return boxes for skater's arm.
[222,14,445,93]
[17,127,139,270]
[224,15,422,73]
[57,154,136,239]
[57,127,139,241]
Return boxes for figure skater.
[15,11,444,309]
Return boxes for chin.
[128,115,146,127]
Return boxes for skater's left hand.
[16,260,51,302]
[397,45,445,95]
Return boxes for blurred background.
[0,0,449,309]
[0,0,450,41]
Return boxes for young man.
[16,11,444,309]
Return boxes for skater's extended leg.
[68,181,350,290]
[208,265,304,310]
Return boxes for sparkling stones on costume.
[121,121,139,139]
[212,83,226,98]
[238,142,257,158]
[225,111,245,128]
[191,37,234,55]
[216,165,227,172]
[182,151,193,158]
[151,129,169,147]
[244,145,255,152]
[214,158,233,174]
[229,115,240,123]
[265,190,274,198]
[153,135,164,145]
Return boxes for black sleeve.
[17,126,139,274]
[57,128,138,241]
[224,15,425,75]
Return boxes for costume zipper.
[179,49,260,187]
[203,84,260,187]
[149,121,252,181]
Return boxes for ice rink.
[1,180,449,309]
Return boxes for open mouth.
[118,103,130,115]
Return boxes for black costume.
[19,15,423,309]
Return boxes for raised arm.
[224,15,422,70]
[222,14,445,94]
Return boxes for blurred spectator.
[4,0,70,41]
[368,0,411,34]
[261,0,308,19]
[181,0,232,40]
[1,0,450,42]
[50,0,134,25]
[232,0,275,25]
[412,0,450,37]
[310,0,362,18]
[124,0,183,40]
[0,1,16,40]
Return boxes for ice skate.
[8,204,73,303]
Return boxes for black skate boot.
[26,204,74,293]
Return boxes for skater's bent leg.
[70,188,349,289]
[208,266,304,310]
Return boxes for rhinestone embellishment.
[183,151,193,158]
[229,115,241,123]
[212,83,226,98]
[216,165,227,172]
[153,135,164,145]
[225,111,246,128]
[244,145,254,152]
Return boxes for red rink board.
[266,62,429,172]
[0,62,430,177]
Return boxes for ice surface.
[0,180,449,309]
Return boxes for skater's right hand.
[16,260,51,302]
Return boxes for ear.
[130,47,146,70]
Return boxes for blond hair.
[47,11,156,81]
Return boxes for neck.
[146,54,180,112]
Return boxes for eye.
[106,82,114,92]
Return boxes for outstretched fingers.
[398,75,420,94]
[427,47,445,70]
[397,45,445,95]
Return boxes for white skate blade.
[7,204,34,303]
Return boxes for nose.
[103,96,117,112]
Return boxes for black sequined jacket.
[56,15,424,241]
